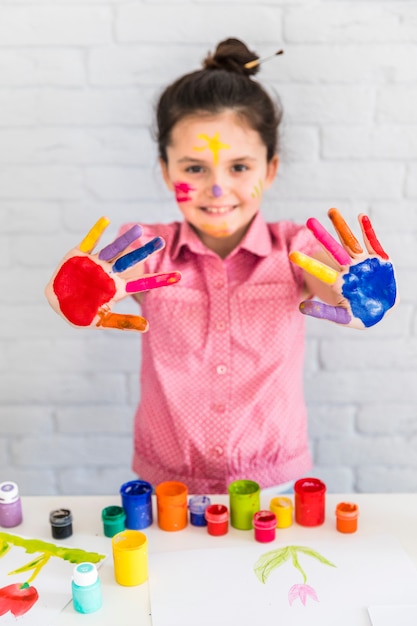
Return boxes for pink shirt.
[121,212,318,494]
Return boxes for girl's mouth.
[201,205,236,215]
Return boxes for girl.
[46,38,397,494]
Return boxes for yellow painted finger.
[79,216,111,254]
[289,251,339,285]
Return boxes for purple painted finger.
[112,237,164,273]
[98,224,142,261]
[300,300,352,325]
[307,218,351,266]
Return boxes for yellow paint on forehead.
[193,132,230,165]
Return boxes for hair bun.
[202,37,260,77]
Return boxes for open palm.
[289,208,398,329]
[45,217,181,332]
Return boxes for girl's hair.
[155,38,283,163]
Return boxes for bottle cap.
[0,482,19,504]
[73,562,98,587]
[49,508,72,526]
[188,495,211,514]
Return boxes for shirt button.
[216,364,227,375]
[211,446,224,457]
[212,404,226,413]
[214,280,224,289]
[216,321,226,331]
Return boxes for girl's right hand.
[45,217,181,332]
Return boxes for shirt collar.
[171,212,272,260]
[238,212,272,257]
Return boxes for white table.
[7,493,417,625]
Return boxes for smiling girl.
[111,36,396,494]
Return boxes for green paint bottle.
[228,479,261,530]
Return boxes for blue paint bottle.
[120,480,153,530]
[72,562,102,614]
[188,495,211,526]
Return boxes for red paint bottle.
[205,504,229,536]
[253,510,277,543]
[294,478,326,527]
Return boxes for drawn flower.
[288,583,319,606]
[0,582,39,617]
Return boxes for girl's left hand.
[289,208,398,329]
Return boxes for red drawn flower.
[0,582,39,617]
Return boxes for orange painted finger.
[289,251,339,285]
[96,310,148,332]
[328,208,363,255]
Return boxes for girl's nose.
[211,184,223,198]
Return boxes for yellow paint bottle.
[269,497,293,528]
[112,530,148,586]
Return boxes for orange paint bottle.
[155,481,188,531]
[335,502,359,533]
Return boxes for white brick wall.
[0,0,415,496]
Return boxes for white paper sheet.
[148,534,417,626]
[368,605,417,625]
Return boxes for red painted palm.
[45,217,181,332]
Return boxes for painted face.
[161,110,278,254]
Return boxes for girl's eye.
[232,164,249,172]
[186,165,204,174]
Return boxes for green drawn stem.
[290,548,307,584]
[9,553,52,584]
[254,544,336,585]
[0,532,105,584]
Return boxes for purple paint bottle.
[188,495,211,526]
[0,482,23,528]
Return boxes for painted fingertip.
[99,225,143,261]
[126,271,181,293]
[112,237,165,273]
[300,301,352,325]
[79,216,110,253]
[306,217,351,266]
[360,215,389,260]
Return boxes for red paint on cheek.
[174,181,195,202]
[53,256,116,326]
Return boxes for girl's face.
[160,110,278,257]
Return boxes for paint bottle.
[155,481,188,531]
[112,529,148,586]
[72,562,102,614]
[120,480,153,530]
[0,482,23,528]
[49,508,73,539]
[294,478,326,527]
[253,510,277,543]
[205,504,229,536]
[101,505,126,538]
[188,495,211,527]
[228,479,260,530]
[269,496,293,528]
[335,502,359,533]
